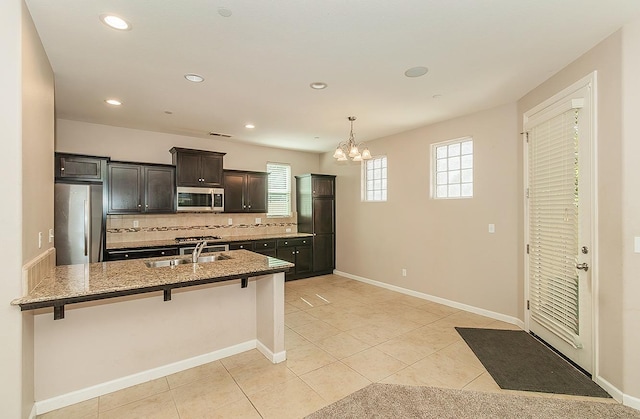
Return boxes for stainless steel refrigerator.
[54,183,104,265]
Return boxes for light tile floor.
[38,274,616,419]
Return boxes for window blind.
[267,163,291,217]
[528,108,581,347]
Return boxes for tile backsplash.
[106,212,297,245]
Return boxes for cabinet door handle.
[124,254,129,258]
[264,244,267,247]
[145,204,149,208]
[138,204,142,208]
[292,251,295,255]
[248,205,251,209]
[160,251,165,255]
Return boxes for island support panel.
[33,273,285,413]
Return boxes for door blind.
[528,107,581,347]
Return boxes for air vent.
[209,132,231,138]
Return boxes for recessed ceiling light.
[105,99,122,106]
[310,82,327,90]
[100,14,131,31]
[404,66,429,78]
[245,124,255,129]
[184,73,205,83]
[164,110,173,115]
[218,7,233,17]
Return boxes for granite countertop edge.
[12,250,294,307]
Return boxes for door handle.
[84,199,89,257]
[576,263,589,272]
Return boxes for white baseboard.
[333,270,523,328]
[35,340,257,415]
[624,393,640,411]
[256,340,287,364]
[596,375,624,403]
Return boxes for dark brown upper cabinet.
[108,162,176,214]
[223,170,268,213]
[55,153,108,182]
[170,147,225,188]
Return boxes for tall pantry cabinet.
[295,174,336,276]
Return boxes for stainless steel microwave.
[176,187,224,212]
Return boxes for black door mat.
[456,327,610,398]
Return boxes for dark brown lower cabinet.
[312,234,334,273]
[106,247,178,261]
[276,238,312,281]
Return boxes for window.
[362,156,387,201]
[267,162,291,217]
[433,138,473,199]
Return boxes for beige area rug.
[305,384,640,419]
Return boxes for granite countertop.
[12,249,293,309]
[107,232,314,250]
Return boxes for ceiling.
[26,1,640,154]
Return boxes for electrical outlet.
[38,232,42,249]
[133,220,139,228]
[402,268,407,277]
[48,228,54,243]
[286,228,292,233]
[255,217,261,224]
[488,223,495,233]
[228,218,233,225]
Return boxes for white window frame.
[266,162,291,217]
[431,137,473,199]
[361,155,387,202]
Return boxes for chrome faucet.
[192,241,207,263]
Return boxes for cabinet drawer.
[106,247,179,261]
[254,240,276,250]
[229,242,254,251]
[277,237,311,247]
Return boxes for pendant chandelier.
[333,116,372,162]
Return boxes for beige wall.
[21,5,55,417]
[22,2,55,265]
[55,119,321,208]
[0,1,25,417]
[622,21,640,400]
[518,30,625,394]
[34,281,257,401]
[320,103,520,318]
[1,1,55,417]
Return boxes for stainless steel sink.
[196,254,231,263]
[144,258,190,268]
[144,254,231,268]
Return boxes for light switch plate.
[635,237,640,253]
[228,218,233,225]
[488,224,495,233]
[133,220,139,228]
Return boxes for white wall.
[320,103,520,318]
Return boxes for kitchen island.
[12,250,292,412]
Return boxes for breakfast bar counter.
[12,249,293,319]
[17,251,292,404]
